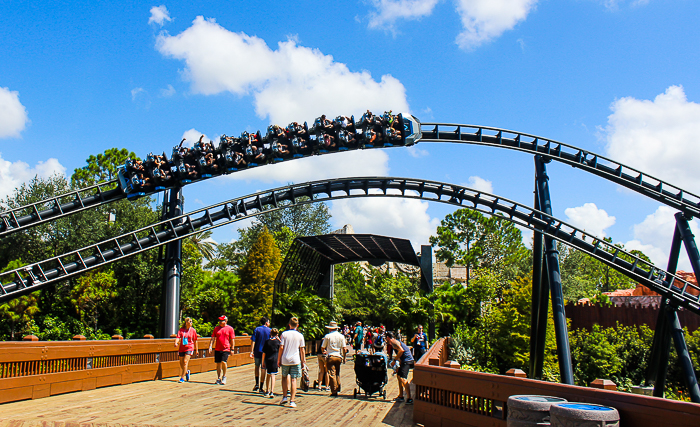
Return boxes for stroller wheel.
[353,389,357,399]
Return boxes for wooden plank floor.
[0,358,418,427]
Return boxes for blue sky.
[2,0,700,270]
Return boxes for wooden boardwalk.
[0,358,417,427]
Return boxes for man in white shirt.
[322,320,346,396]
[277,317,306,408]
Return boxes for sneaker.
[185,370,190,382]
[268,393,274,399]
[253,384,259,392]
[259,386,266,394]
[215,378,221,385]
[280,397,288,405]
[178,378,185,383]
[221,376,227,385]
[405,399,414,405]
[289,401,297,408]
[394,396,405,402]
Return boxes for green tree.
[71,147,137,187]
[0,260,40,340]
[188,230,217,262]
[237,228,282,330]
[70,269,118,332]
[429,209,530,287]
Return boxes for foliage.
[237,228,281,331]
[451,274,559,378]
[71,147,137,187]
[334,263,430,333]
[0,259,40,340]
[70,269,118,332]
[570,324,653,391]
[559,242,653,300]
[429,209,530,287]
[274,286,333,340]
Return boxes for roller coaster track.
[2,120,700,239]
[418,122,700,218]
[1,177,699,313]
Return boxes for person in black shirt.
[262,328,281,398]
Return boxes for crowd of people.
[123,111,405,192]
[173,315,428,408]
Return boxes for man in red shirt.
[208,315,235,385]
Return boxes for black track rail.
[419,122,700,218]
[1,177,698,313]
[0,180,124,237]
[4,120,700,237]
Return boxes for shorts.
[214,350,230,363]
[266,368,279,375]
[397,360,414,379]
[281,364,302,379]
[179,351,194,357]
[354,341,361,350]
[254,357,263,368]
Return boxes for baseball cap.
[218,315,227,321]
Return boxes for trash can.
[550,403,619,427]
[507,395,568,427]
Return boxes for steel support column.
[421,245,435,342]
[530,183,545,379]
[647,226,682,396]
[162,187,184,338]
[667,305,700,403]
[535,156,574,385]
[670,213,700,403]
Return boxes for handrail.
[0,336,252,404]
[413,339,700,427]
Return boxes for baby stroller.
[353,351,388,399]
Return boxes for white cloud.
[160,84,176,97]
[604,85,700,194]
[625,205,698,271]
[331,196,439,248]
[564,203,616,238]
[406,145,429,158]
[0,87,29,139]
[227,149,389,184]
[180,128,210,148]
[454,0,538,50]
[367,0,440,31]
[601,0,649,11]
[148,5,172,26]
[464,175,493,193]
[155,16,410,124]
[0,154,66,201]
[131,87,145,101]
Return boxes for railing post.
[23,335,38,341]
[535,155,574,385]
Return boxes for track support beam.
[162,187,184,338]
[535,155,574,385]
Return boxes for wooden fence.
[566,302,700,332]
[413,338,700,427]
[0,336,254,404]
[0,335,329,405]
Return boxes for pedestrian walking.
[250,316,271,392]
[262,328,281,398]
[208,315,235,385]
[314,337,329,391]
[353,321,364,354]
[410,325,428,362]
[278,317,307,408]
[322,321,345,396]
[386,331,414,405]
[174,317,198,383]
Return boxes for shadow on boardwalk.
[0,359,419,427]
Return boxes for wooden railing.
[0,336,252,404]
[413,338,700,427]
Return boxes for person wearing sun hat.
[322,320,345,396]
[208,315,235,385]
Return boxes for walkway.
[0,359,417,427]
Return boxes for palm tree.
[187,230,217,261]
